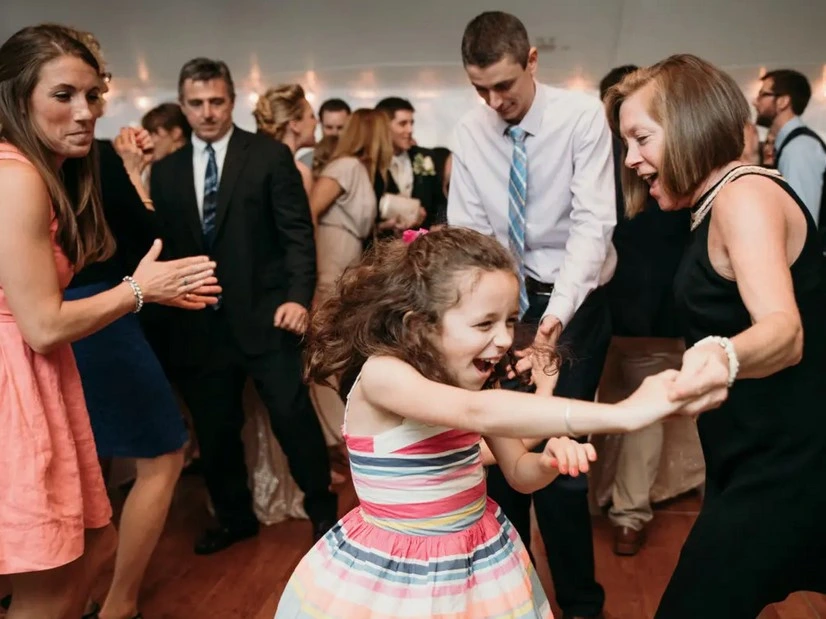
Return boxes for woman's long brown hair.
[0,24,114,269]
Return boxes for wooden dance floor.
[82,466,826,619]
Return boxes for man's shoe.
[613,525,646,556]
[194,524,259,555]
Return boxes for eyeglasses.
[757,91,778,99]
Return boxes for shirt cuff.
[542,297,575,331]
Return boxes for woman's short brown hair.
[604,54,750,217]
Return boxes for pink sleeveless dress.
[0,143,112,574]
[276,374,552,618]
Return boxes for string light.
[821,65,826,99]
[137,57,150,83]
[134,96,153,111]
[566,75,590,91]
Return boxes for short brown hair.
[461,11,531,69]
[305,228,519,393]
[762,69,812,116]
[604,54,749,217]
[178,57,235,102]
[0,24,113,269]
[141,102,191,140]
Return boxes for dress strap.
[0,143,33,166]
[341,372,362,434]
[691,166,783,231]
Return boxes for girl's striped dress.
[275,377,552,618]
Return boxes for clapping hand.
[131,240,216,304]
[113,127,153,178]
[164,281,223,310]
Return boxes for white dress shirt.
[391,152,414,197]
[191,126,234,222]
[448,83,616,328]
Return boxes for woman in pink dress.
[0,25,219,619]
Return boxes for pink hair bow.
[402,228,429,244]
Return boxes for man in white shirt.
[448,12,615,619]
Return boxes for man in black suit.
[150,58,337,554]
[374,97,446,228]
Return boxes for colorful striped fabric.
[275,378,552,618]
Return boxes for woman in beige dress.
[310,109,393,301]
[307,109,394,445]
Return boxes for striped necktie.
[202,143,221,308]
[507,125,529,317]
[202,143,218,247]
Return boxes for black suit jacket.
[384,145,446,228]
[150,126,316,366]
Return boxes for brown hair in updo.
[253,83,306,141]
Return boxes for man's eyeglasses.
[757,91,778,99]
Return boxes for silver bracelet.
[693,335,739,387]
[564,401,575,437]
[122,276,144,313]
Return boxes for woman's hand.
[539,437,597,477]
[131,240,216,304]
[113,127,153,178]
[619,367,728,430]
[668,342,730,402]
[162,280,223,310]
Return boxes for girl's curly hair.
[305,227,560,395]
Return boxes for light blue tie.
[507,125,529,317]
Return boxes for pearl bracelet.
[122,276,144,313]
[693,335,739,387]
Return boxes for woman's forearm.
[26,283,136,353]
[731,311,802,379]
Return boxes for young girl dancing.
[275,227,724,618]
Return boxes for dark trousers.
[176,309,336,530]
[487,287,611,617]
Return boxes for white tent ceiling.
[3,0,825,141]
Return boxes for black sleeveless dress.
[657,168,826,618]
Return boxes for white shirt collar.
[191,125,234,155]
[496,81,545,139]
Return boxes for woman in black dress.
[606,54,826,618]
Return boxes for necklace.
[690,165,782,231]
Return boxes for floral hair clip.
[402,228,429,244]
